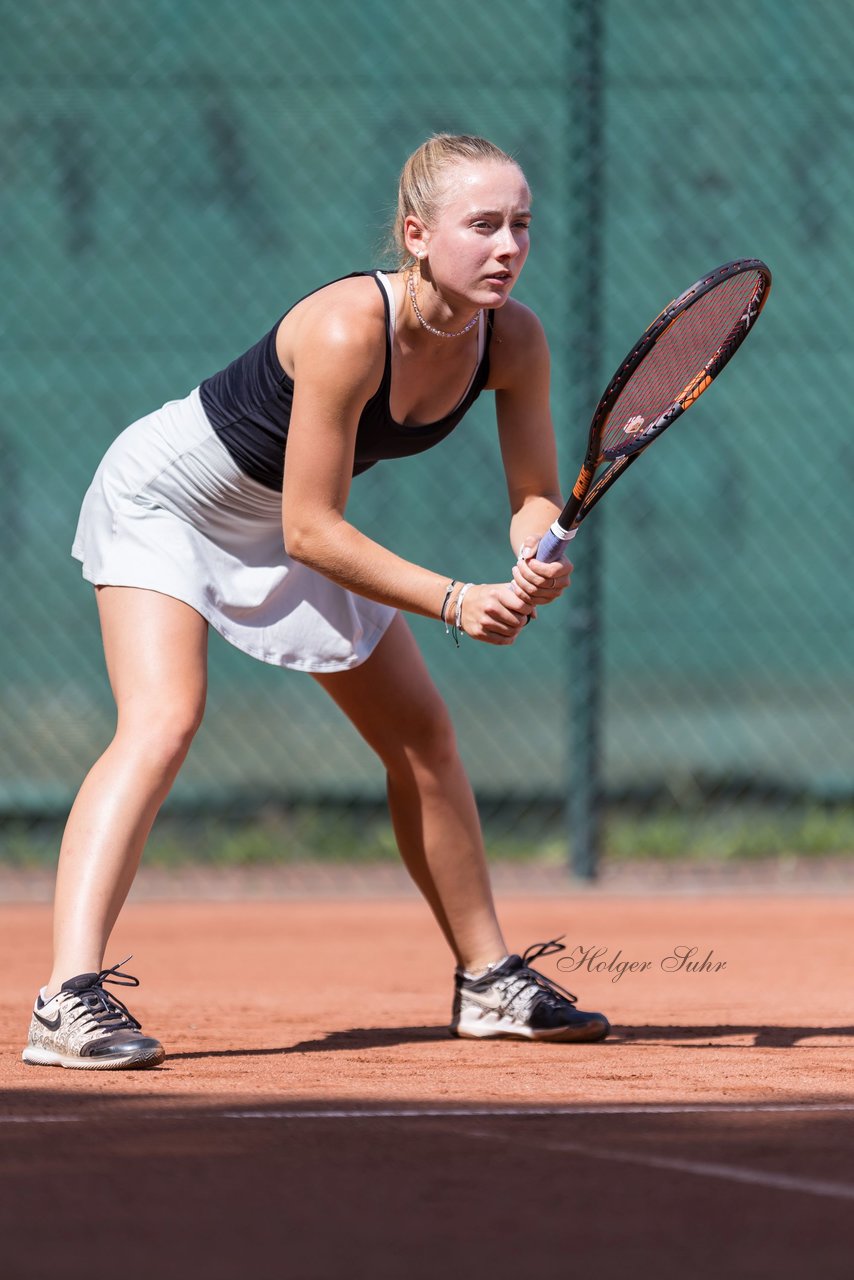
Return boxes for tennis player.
[23,134,610,1069]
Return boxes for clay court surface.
[2,864,853,1278]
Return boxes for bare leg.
[313,615,507,972]
[46,587,208,995]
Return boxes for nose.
[496,223,523,259]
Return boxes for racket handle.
[535,522,577,564]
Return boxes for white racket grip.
[535,522,577,564]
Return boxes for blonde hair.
[389,134,521,268]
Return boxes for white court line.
[223,1103,854,1120]
[3,1101,854,1125]
[460,1127,854,1203]
[0,1115,83,1124]
[5,1102,854,1201]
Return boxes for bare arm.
[492,302,573,604]
[281,284,532,641]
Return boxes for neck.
[406,272,480,340]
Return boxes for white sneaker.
[22,959,165,1070]
[450,940,610,1043]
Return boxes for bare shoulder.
[487,297,550,390]
[277,274,387,387]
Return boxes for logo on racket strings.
[622,415,646,435]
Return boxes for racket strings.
[600,270,763,460]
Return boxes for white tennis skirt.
[72,387,397,671]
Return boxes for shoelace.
[496,938,581,1017]
[66,958,143,1033]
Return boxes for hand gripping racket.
[535,258,772,563]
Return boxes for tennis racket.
[535,258,772,563]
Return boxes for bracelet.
[454,582,475,641]
[440,579,457,626]
[444,581,462,646]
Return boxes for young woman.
[23,134,610,1070]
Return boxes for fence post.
[567,0,604,880]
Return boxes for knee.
[116,698,205,775]
[384,698,461,778]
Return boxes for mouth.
[485,272,513,287]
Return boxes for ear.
[403,214,430,261]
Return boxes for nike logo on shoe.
[466,988,512,1013]
[33,1007,62,1032]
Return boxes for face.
[406,159,532,309]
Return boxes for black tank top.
[199,271,495,491]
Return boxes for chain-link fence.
[3,1,853,873]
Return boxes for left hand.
[511,535,573,607]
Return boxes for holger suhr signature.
[557,945,727,984]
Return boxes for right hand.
[457,582,533,645]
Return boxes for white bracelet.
[455,582,474,637]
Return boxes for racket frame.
[536,257,771,561]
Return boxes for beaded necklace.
[407,272,480,339]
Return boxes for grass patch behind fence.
[2,800,854,869]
